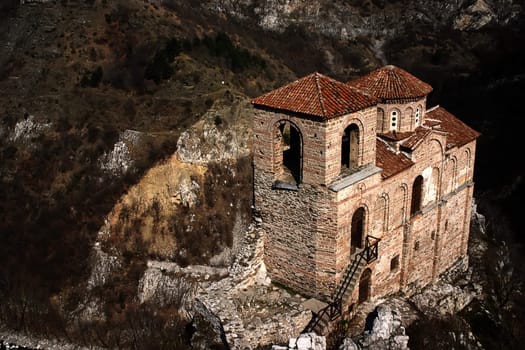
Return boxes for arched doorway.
[341,124,359,171]
[358,268,372,303]
[351,207,365,254]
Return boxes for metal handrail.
[304,235,380,334]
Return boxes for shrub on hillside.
[80,66,103,88]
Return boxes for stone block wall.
[253,103,477,303]
[254,170,338,298]
[370,225,404,298]
[331,136,476,303]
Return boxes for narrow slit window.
[410,175,423,216]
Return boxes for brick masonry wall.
[377,97,427,133]
[253,104,477,303]
[253,107,378,186]
[254,170,338,298]
[323,106,378,183]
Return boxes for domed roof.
[347,65,433,100]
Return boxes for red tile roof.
[251,72,377,120]
[426,107,480,149]
[400,126,432,151]
[348,65,433,100]
[378,130,413,142]
[399,107,480,151]
[376,139,414,178]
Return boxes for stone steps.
[341,259,367,302]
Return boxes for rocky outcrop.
[0,325,104,350]
[406,254,482,317]
[176,96,252,165]
[137,262,198,317]
[99,130,141,176]
[338,338,359,350]
[86,244,121,289]
[9,115,51,144]
[20,0,53,4]
[285,333,326,350]
[454,0,496,31]
[200,0,521,37]
[351,305,409,350]
[191,299,229,350]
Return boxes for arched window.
[415,107,421,126]
[410,175,423,216]
[276,121,302,183]
[351,207,366,253]
[341,124,359,171]
[390,110,399,131]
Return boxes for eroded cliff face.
[193,0,523,78]
[202,0,521,35]
[99,95,253,265]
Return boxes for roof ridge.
[426,105,440,113]
[314,72,328,118]
[377,136,399,154]
[406,128,432,150]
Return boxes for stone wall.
[253,103,477,303]
[377,97,427,133]
[253,107,377,187]
[255,170,337,298]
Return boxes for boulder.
[190,299,229,350]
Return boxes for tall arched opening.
[341,124,359,171]
[351,207,366,254]
[410,175,424,216]
[276,121,302,183]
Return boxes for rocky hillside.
[0,0,524,349]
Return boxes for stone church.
[251,65,479,311]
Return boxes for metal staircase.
[304,235,380,335]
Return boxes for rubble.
[194,227,312,349]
